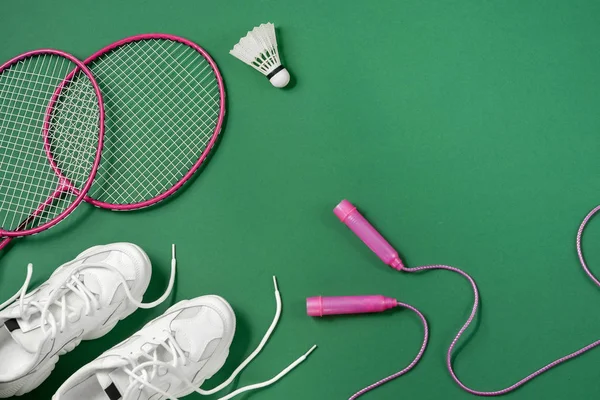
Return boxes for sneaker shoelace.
[0,245,177,340]
[118,277,316,400]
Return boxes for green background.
[2,0,600,399]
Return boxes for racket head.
[0,49,104,237]
[81,34,226,210]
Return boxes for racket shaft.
[0,187,67,250]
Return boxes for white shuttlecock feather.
[230,22,290,88]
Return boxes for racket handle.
[334,200,403,270]
[307,295,397,317]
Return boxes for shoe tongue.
[172,307,224,362]
[96,369,131,400]
[80,252,133,304]
[82,270,116,304]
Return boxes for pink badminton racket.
[77,34,225,210]
[0,50,104,251]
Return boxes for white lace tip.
[305,344,317,357]
[171,244,176,260]
[272,276,279,291]
[25,264,33,283]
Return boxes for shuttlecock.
[230,22,290,88]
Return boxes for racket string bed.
[81,35,224,209]
[97,42,217,189]
[0,50,103,246]
[0,61,60,216]
[1,62,65,223]
[91,50,217,186]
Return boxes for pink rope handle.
[348,302,429,400]
[350,203,600,398]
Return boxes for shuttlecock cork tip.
[267,65,290,88]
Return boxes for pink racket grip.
[307,295,398,317]
[334,200,403,270]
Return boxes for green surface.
[2,1,600,399]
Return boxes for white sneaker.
[54,278,316,400]
[0,243,176,398]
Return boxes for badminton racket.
[0,50,104,250]
[77,34,225,210]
